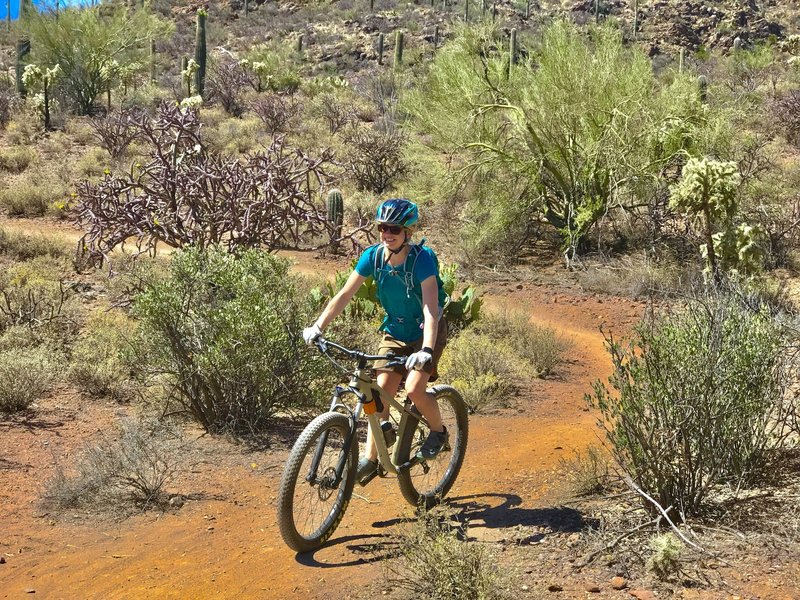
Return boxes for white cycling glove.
[405,348,433,371]
[302,323,323,345]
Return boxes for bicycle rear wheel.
[277,412,358,552]
[396,385,469,510]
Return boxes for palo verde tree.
[23,3,170,115]
[669,157,763,282]
[75,102,335,268]
[404,22,699,263]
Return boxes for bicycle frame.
[304,338,431,489]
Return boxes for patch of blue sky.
[1,1,94,21]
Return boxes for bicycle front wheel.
[277,412,358,552]
[396,385,469,510]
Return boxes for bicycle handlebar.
[314,336,406,369]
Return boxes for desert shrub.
[476,310,567,378]
[246,42,303,95]
[68,310,136,401]
[204,114,263,155]
[0,84,17,129]
[0,169,68,217]
[388,512,511,600]
[0,227,68,261]
[250,92,303,135]
[588,290,794,517]
[75,146,111,178]
[26,6,170,115]
[559,445,612,497]
[90,109,144,159]
[75,103,334,267]
[576,255,694,298]
[647,533,684,580]
[438,330,517,412]
[0,257,82,338]
[133,246,329,433]
[4,115,37,145]
[311,91,355,134]
[206,57,253,117]
[341,125,410,195]
[43,417,186,510]
[0,145,36,172]
[0,345,60,412]
[772,90,800,146]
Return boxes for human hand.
[302,323,323,345]
[405,349,432,371]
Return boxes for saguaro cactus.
[194,9,207,98]
[433,25,439,50]
[327,189,344,251]
[509,28,517,78]
[296,34,304,53]
[679,47,685,73]
[632,0,639,38]
[244,0,249,15]
[394,30,404,69]
[464,0,469,21]
[377,32,384,65]
[698,75,708,103]
[150,37,156,84]
[15,38,31,96]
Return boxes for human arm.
[304,269,367,343]
[405,274,439,370]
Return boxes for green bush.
[388,512,511,600]
[0,145,36,172]
[0,345,60,412]
[0,169,68,217]
[0,257,80,335]
[133,246,329,433]
[438,330,517,412]
[43,417,186,510]
[476,310,567,378]
[0,227,68,261]
[68,310,136,401]
[587,290,793,516]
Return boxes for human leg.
[362,369,402,462]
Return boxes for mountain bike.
[276,336,469,553]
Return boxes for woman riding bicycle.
[303,198,449,483]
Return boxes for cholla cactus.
[670,157,762,279]
[250,60,269,92]
[182,58,199,97]
[179,95,204,110]
[22,63,61,129]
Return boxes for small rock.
[587,585,601,593]
[610,576,627,590]
[0,556,5,564]
[521,584,529,591]
[547,584,563,592]
[25,590,35,594]
[629,590,657,600]
[169,495,185,508]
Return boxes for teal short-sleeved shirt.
[355,243,447,342]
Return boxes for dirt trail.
[0,217,645,599]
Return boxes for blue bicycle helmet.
[375,198,419,228]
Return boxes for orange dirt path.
[0,217,646,598]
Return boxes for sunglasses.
[377,224,404,235]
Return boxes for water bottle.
[381,421,396,447]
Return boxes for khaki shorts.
[375,318,448,381]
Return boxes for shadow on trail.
[294,532,399,568]
[447,493,597,535]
